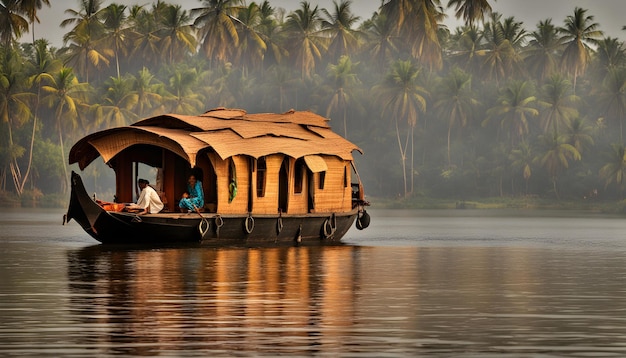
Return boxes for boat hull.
[66,171,358,246]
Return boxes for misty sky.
[22,0,626,47]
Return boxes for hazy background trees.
[3,0,626,205]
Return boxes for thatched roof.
[69,108,361,169]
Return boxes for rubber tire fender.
[356,210,370,230]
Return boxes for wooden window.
[318,171,326,190]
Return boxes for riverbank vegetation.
[2,0,626,209]
[375,195,626,213]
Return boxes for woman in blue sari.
[179,175,204,212]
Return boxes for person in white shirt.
[127,178,164,215]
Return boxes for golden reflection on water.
[64,245,626,356]
[5,209,626,356]
[67,246,367,355]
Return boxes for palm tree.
[132,67,163,117]
[60,28,111,83]
[500,15,527,47]
[321,0,361,62]
[233,2,267,74]
[599,143,626,198]
[479,14,509,83]
[447,0,492,26]
[434,67,478,167]
[480,13,527,83]
[101,3,128,79]
[380,0,444,70]
[485,80,538,147]
[597,67,626,143]
[18,0,50,43]
[372,59,428,197]
[360,12,398,70]
[535,133,581,200]
[127,4,161,69]
[559,7,603,89]
[0,47,34,194]
[192,0,243,65]
[261,65,300,112]
[164,67,204,114]
[594,37,626,78]
[537,74,579,135]
[95,75,139,129]
[565,117,594,155]
[210,64,254,107]
[283,1,326,79]
[257,0,279,35]
[509,141,533,194]
[21,39,59,194]
[448,25,483,74]
[40,67,90,192]
[524,19,564,81]
[326,55,359,138]
[60,0,108,82]
[60,0,105,35]
[0,0,29,47]
[158,4,197,65]
[255,1,287,70]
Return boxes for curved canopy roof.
[69,108,362,170]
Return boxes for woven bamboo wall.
[287,157,308,213]
[310,156,352,212]
[207,153,353,215]
[251,155,283,215]
[208,153,250,214]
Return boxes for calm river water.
[1,208,626,357]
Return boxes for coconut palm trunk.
[17,87,40,194]
[58,123,69,193]
[395,118,409,197]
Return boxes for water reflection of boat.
[64,108,370,245]
[67,245,360,355]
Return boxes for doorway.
[278,157,289,213]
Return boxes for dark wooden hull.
[65,171,358,246]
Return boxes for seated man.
[126,178,164,215]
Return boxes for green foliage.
[0,190,20,207]
[20,188,43,207]
[31,139,64,194]
[4,1,626,208]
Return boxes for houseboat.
[64,108,370,245]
